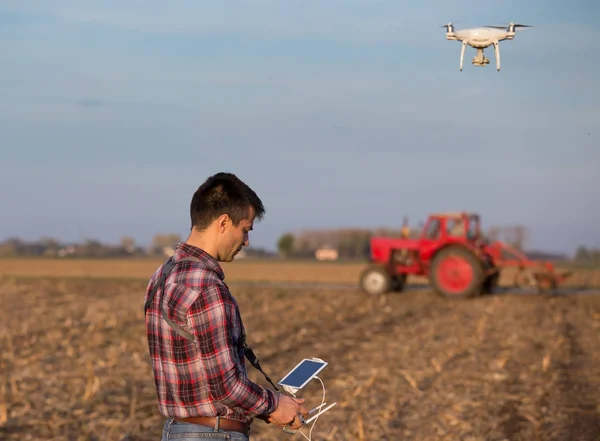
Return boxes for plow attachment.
[521,268,573,291]
[485,241,573,292]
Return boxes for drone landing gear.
[459,42,501,72]
[471,49,490,67]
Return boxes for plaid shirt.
[144,242,278,423]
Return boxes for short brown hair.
[190,172,265,231]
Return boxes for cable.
[296,376,326,441]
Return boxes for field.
[1,258,600,441]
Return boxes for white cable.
[296,376,326,441]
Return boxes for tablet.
[278,358,328,391]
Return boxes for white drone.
[442,22,532,71]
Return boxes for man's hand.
[266,395,309,430]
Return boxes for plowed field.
[1,260,599,441]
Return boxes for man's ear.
[216,214,230,233]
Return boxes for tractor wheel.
[430,246,485,298]
[359,265,392,295]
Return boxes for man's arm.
[187,283,278,416]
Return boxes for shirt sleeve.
[187,283,279,416]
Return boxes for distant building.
[163,246,176,257]
[315,247,339,261]
[57,246,76,257]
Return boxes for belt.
[174,416,251,437]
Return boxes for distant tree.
[291,231,319,258]
[337,237,353,259]
[39,236,60,248]
[354,231,372,259]
[0,242,17,257]
[484,225,528,250]
[277,233,295,258]
[511,225,529,251]
[152,234,182,251]
[81,239,106,257]
[486,226,502,242]
[575,246,590,262]
[39,236,60,257]
[120,236,136,253]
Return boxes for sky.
[1,0,599,255]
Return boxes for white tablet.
[278,358,328,393]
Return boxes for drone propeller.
[440,22,458,32]
[440,20,463,26]
[483,22,533,29]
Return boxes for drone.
[442,22,532,71]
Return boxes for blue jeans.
[161,418,250,441]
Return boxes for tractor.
[359,212,571,298]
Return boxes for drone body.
[443,22,532,71]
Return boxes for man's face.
[219,207,255,262]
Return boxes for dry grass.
[1,269,600,441]
[0,258,598,288]
[0,258,366,283]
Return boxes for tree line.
[0,234,186,258]
[574,246,600,264]
[277,227,411,259]
[0,225,596,262]
[0,233,279,259]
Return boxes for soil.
[1,276,599,441]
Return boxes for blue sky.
[1,1,598,254]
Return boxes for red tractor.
[359,212,571,298]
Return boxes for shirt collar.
[173,242,225,281]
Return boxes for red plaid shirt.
[144,242,278,423]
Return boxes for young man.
[144,172,307,440]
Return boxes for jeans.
[161,418,250,441]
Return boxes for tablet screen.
[278,359,327,389]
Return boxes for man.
[400,216,410,239]
[144,172,307,440]
[397,217,411,265]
